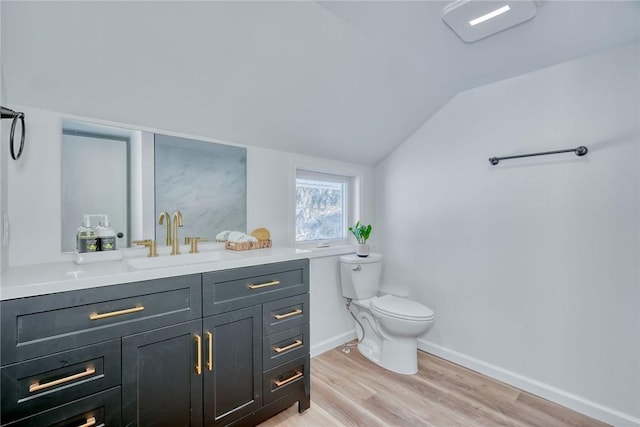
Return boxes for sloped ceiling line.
[1,1,639,165]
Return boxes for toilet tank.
[339,253,383,300]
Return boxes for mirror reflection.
[154,134,246,245]
[61,120,247,253]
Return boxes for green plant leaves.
[349,220,372,244]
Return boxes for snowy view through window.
[296,178,346,242]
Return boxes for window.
[295,170,350,243]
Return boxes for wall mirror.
[61,120,247,253]
[154,134,247,245]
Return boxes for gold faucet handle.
[186,237,207,254]
[132,239,159,257]
[184,236,207,244]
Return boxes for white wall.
[375,43,640,426]
[0,2,6,275]
[309,255,358,356]
[6,106,62,267]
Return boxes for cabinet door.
[122,320,203,427]
[203,306,262,427]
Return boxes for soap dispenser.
[97,215,116,251]
[76,215,98,253]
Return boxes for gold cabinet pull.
[195,334,202,375]
[273,309,302,320]
[247,280,280,289]
[89,305,144,320]
[206,331,213,371]
[78,417,97,427]
[274,340,303,353]
[29,367,96,392]
[273,371,303,387]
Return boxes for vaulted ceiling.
[2,1,639,165]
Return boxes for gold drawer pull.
[29,367,96,392]
[206,331,213,371]
[273,309,302,320]
[89,305,144,320]
[274,340,303,353]
[273,371,303,387]
[78,417,96,427]
[195,334,202,375]
[247,280,280,289]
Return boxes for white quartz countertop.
[0,245,355,300]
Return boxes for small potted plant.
[349,221,372,257]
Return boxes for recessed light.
[442,0,537,43]
[468,5,511,26]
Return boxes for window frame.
[294,169,354,248]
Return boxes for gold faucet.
[171,210,183,255]
[158,211,172,246]
[133,239,158,257]
[185,237,207,254]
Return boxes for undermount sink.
[127,250,240,270]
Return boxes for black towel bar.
[489,146,588,165]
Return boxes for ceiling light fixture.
[468,5,511,26]
[442,0,537,43]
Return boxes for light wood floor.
[259,346,609,427]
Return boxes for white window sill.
[301,244,356,259]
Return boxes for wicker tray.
[225,240,272,251]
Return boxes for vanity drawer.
[262,355,309,405]
[262,294,309,335]
[1,339,120,424]
[263,324,309,371]
[3,386,121,427]
[203,259,309,316]
[1,274,201,364]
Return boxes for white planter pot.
[356,243,370,257]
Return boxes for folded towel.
[228,231,258,243]
[216,230,232,242]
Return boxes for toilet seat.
[371,295,434,322]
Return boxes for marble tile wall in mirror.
[154,134,247,244]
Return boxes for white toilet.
[339,253,435,375]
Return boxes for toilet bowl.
[339,254,435,375]
[372,295,435,337]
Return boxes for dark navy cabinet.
[204,306,262,426]
[122,320,204,427]
[202,259,311,426]
[0,259,310,426]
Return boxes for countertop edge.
[0,245,356,301]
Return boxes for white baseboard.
[311,329,356,358]
[418,339,640,427]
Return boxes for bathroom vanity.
[0,256,310,426]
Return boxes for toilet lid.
[371,295,434,321]
[340,253,382,264]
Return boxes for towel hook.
[1,106,26,160]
